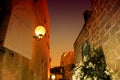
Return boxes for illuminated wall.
[74,0,120,79]
[60,51,75,67]
[0,0,50,80]
[60,51,75,80]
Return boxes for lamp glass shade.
[51,74,56,80]
[35,26,46,37]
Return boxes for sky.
[47,0,92,67]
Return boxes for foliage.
[71,47,117,80]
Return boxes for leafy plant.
[71,46,117,80]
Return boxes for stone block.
[101,33,110,44]
[101,14,110,27]
[99,28,106,38]
[106,59,116,70]
[108,49,117,60]
[117,30,120,42]
[0,53,4,68]
[105,36,119,49]
[117,73,120,80]
[94,40,101,48]
[117,20,120,27]
[99,10,106,22]
[106,2,112,11]
[116,45,120,57]
[108,18,117,28]
[102,0,108,7]
[116,59,120,71]
[5,50,13,69]
[110,23,119,36]
[112,3,119,14]
[103,43,117,60]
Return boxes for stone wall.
[0,47,50,80]
[60,51,75,80]
[0,49,33,80]
[74,0,120,79]
[0,0,50,80]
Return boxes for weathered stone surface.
[101,33,110,44]
[110,24,119,36]
[105,23,112,31]
[117,31,120,42]
[116,59,120,70]
[74,0,120,79]
[99,28,105,37]
[107,60,116,70]
[116,45,120,57]
[0,0,50,80]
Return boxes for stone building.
[74,0,120,79]
[60,51,75,80]
[0,0,50,80]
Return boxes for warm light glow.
[35,26,46,38]
[51,74,56,80]
[63,52,68,57]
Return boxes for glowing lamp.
[33,26,46,39]
[51,74,56,80]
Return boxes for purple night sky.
[47,0,92,67]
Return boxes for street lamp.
[33,26,46,39]
[51,74,56,80]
